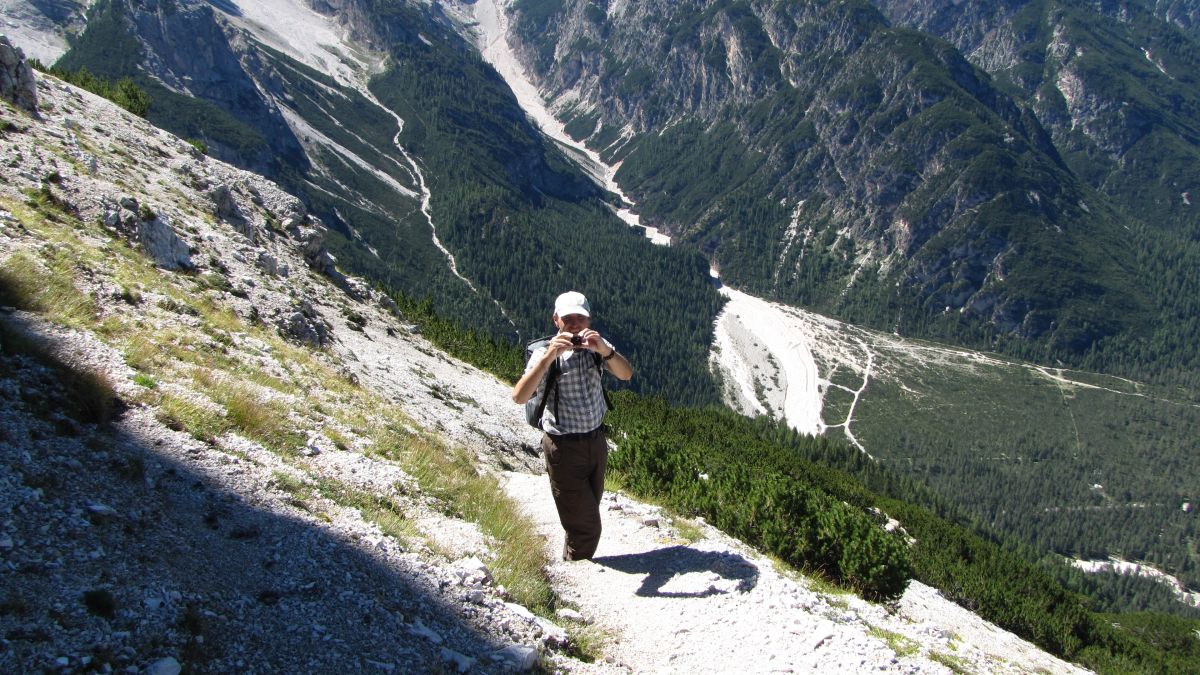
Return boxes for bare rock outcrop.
[101,196,194,271]
[0,35,38,113]
[275,298,334,349]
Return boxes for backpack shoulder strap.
[532,355,562,425]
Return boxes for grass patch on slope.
[0,249,98,327]
[314,477,422,545]
[371,420,554,613]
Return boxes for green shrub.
[609,425,912,600]
[33,62,151,117]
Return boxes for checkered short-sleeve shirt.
[526,342,612,435]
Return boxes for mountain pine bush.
[609,425,912,600]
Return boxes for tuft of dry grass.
[929,650,972,674]
[0,251,97,326]
[563,621,613,664]
[156,390,229,442]
[670,516,707,544]
[186,370,304,454]
[371,420,554,613]
[314,477,420,545]
[869,625,920,658]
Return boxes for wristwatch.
[602,349,618,362]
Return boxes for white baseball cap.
[554,291,590,317]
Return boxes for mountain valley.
[0,46,1139,674]
[3,0,1200,670]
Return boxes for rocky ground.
[0,52,1092,674]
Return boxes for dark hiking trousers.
[542,428,608,561]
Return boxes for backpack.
[523,335,614,429]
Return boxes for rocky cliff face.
[50,0,375,196]
[0,36,38,112]
[505,0,1149,350]
[0,36,37,111]
[0,0,88,62]
[1144,0,1200,36]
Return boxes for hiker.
[511,291,633,560]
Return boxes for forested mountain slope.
[35,0,725,404]
[492,0,1200,618]
[1140,0,1200,37]
[868,0,1200,383]
[25,0,1200,392]
[505,0,1200,382]
[873,0,1200,245]
[711,287,1200,614]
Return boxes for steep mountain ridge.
[32,0,727,404]
[50,0,493,329]
[503,0,1153,355]
[1147,0,1200,36]
[13,0,1200,381]
[872,0,1200,240]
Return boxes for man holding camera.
[511,291,633,561]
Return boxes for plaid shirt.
[526,342,612,435]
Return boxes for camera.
[570,334,584,346]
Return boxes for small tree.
[112,77,150,117]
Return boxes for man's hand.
[575,329,614,357]
[549,331,578,356]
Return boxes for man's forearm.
[602,348,633,381]
[512,352,555,403]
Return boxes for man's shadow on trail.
[593,546,759,598]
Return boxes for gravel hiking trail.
[501,471,1087,674]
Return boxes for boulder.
[256,251,287,277]
[139,214,194,270]
[208,184,241,222]
[102,197,193,270]
[290,221,336,275]
[0,36,37,113]
[491,645,539,671]
[276,300,333,349]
